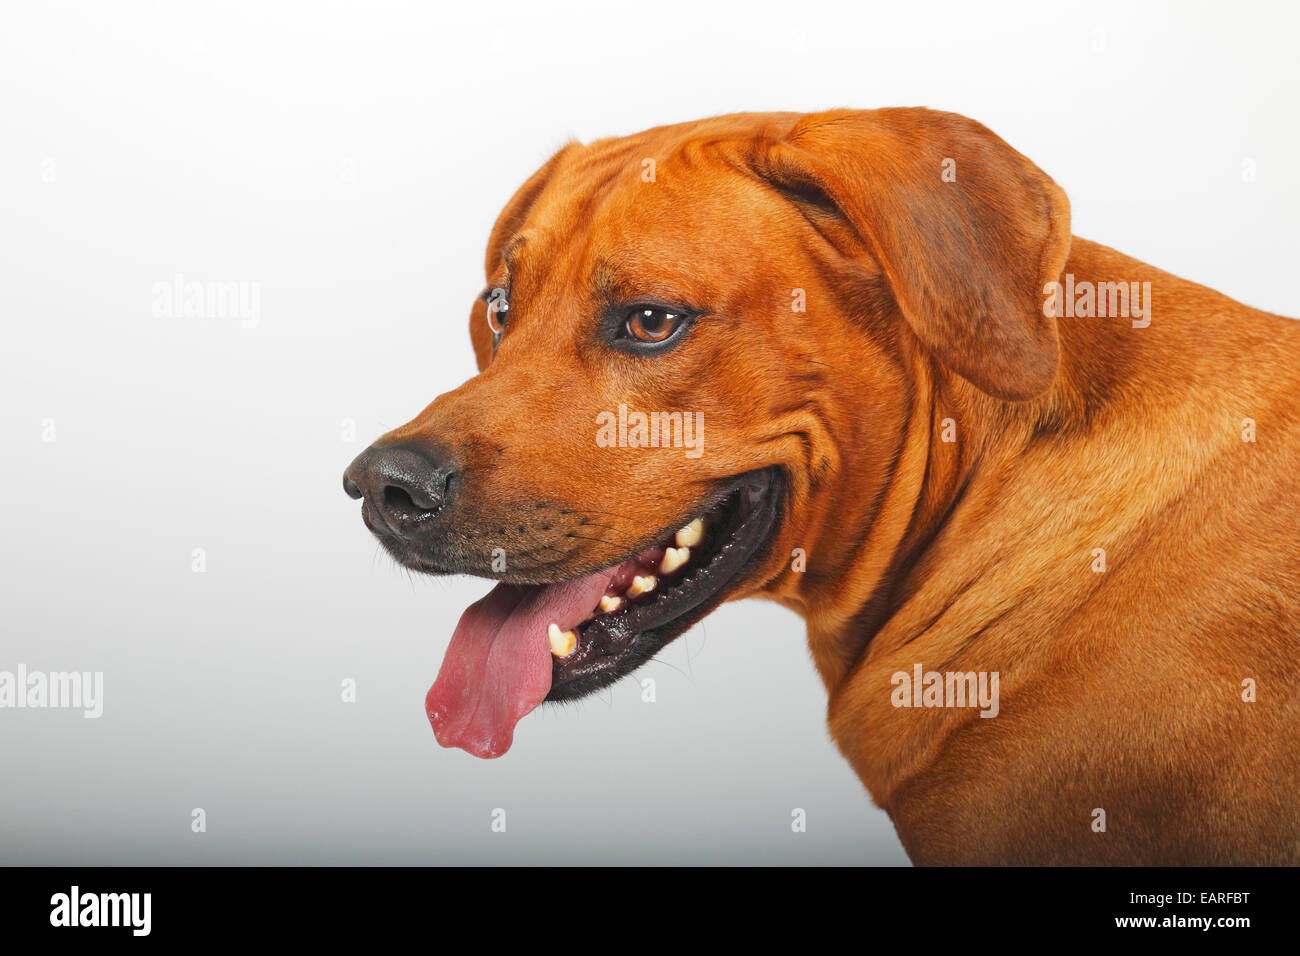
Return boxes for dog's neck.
[777,237,1242,694]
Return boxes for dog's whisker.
[506,534,573,562]
[566,507,638,523]
[645,653,692,685]
[572,518,640,545]
[562,531,637,550]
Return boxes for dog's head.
[344,108,1070,756]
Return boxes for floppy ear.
[756,108,1071,401]
[470,142,578,371]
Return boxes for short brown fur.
[384,109,1300,865]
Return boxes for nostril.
[343,475,363,499]
[383,484,436,517]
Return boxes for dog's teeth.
[547,622,577,659]
[598,594,623,614]
[627,574,657,598]
[660,546,690,575]
[675,518,705,548]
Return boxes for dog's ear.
[755,108,1070,401]
[471,142,578,371]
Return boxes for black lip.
[545,468,784,702]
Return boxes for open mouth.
[424,468,783,758]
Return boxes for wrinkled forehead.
[500,120,802,298]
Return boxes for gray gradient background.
[2,0,1297,865]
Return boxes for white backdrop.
[1,0,1296,864]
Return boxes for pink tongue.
[426,571,612,758]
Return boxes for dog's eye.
[485,287,509,336]
[624,307,684,344]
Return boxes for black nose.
[343,443,456,537]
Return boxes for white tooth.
[675,518,705,548]
[660,546,690,575]
[627,574,657,598]
[598,594,623,614]
[547,622,577,659]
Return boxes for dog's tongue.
[426,572,611,758]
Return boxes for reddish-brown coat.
[386,110,1300,864]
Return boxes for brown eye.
[625,307,682,343]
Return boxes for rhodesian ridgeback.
[344,109,1300,865]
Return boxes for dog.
[344,109,1300,865]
